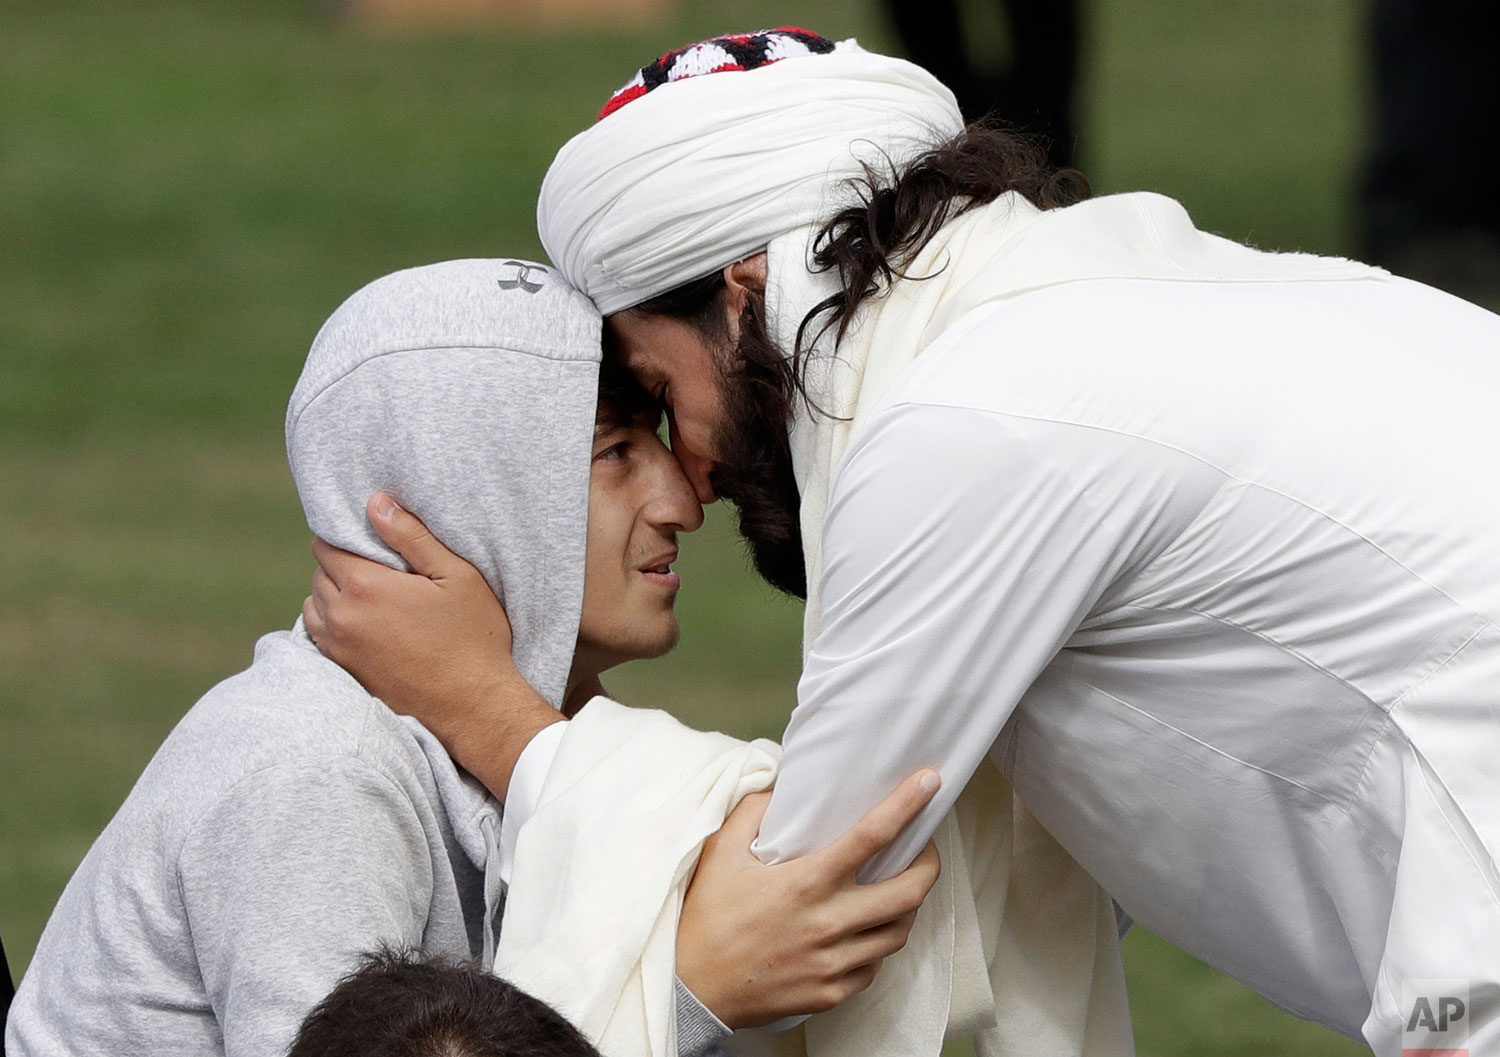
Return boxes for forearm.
[756,403,1157,880]
[755,638,1016,882]
[429,676,564,803]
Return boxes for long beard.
[708,297,808,599]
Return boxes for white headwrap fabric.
[537,39,963,314]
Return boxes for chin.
[630,619,681,662]
[589,622,681,670]
[640,625,681,660]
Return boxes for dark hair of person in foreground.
[287,947,602,1057]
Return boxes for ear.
[722,253,768,316]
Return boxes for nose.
[646,439,705,533]
[668,415,719,504]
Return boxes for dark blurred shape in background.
[879,0,1079,167]
[2,931,14,1027]
[1361,0,1500,303]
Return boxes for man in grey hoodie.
[5,259,936,1057]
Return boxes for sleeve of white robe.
[498,717,734,1057]
[753,399,1201,881]
[496,699,778,1057]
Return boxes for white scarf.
[499,700,1130,1057]
[497,700,780,1056]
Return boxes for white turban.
[537,38,964,314]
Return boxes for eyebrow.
[594,403,662,435]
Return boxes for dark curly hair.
[795,119,1089,368]
[287,947,601,1057]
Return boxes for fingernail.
[374,493,400,520]
[919,770,941,794]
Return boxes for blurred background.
[4,0,1494,1051]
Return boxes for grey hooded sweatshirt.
[7,260,725,1057]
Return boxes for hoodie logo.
[496,261,546,295]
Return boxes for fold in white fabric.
[538,39,962,314]
[498,719,567,886]
[497,699,1129,1057]
[496,700,778,1057]
[730,763,1132,1057]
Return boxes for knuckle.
[899,883,928,914]
[810,986,844,1014]
[346,573,378,602]
[849,821,885,854]
[883,925,914,956]
[323,607,355,643]
[814,945,846,980]
[896,894,925,921]
[789,871,822,904]
[848,963,881,995]
[807,909,840,944]
[909,863,939,895]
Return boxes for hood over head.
[286,258,601,709]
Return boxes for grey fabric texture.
[675,978,733,1054]
[286,257,602,708]
[6,260,612,1057]
[6,627,501,1057]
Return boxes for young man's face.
[572,410,704,677]
[605,309,728,505]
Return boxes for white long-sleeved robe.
[751,273,1500,1054]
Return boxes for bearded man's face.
[606,293,806,598]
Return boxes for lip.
[641,569,681,590]
[638,551,680,590]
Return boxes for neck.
[563,667,607,717]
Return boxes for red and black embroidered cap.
[598,27,836,120]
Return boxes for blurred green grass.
[1,0,1374,1052]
